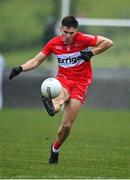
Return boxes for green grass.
[0,109,130,178]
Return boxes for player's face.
[61,26,77,45]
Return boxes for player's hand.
[9,66,23,80]
[80,50,94,61]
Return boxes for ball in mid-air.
[41,78,62,99]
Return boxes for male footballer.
[9,16,113,164]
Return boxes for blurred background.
[0,0,130,109]
[1,2,130,178]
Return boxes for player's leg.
[56,98,81,145]
[52,87,69,113]
[42,86,69,116]
[49,98,82,163]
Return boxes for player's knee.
[62,122,72,132]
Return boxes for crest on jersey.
[55,46,62,50]
[67,47,70,51]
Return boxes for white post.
[55,0,71,35]
[61,0,70,18]
[0,54,5,109]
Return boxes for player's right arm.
[9,52,47,80]
[21,52,47,71]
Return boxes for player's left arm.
[80,35,113,61]
[92,36,113,55]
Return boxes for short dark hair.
[61,16,78,28]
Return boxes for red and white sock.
[52,142,61,153]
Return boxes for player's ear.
[60,26,63,33]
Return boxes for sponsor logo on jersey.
[58,55,81,64]
[56,51,85,68]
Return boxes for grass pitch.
[0,109,130,178]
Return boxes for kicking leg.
[52,87,69,113]
[41,95,55,116]
[42,87,69,116]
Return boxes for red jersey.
[41,32,97,83]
